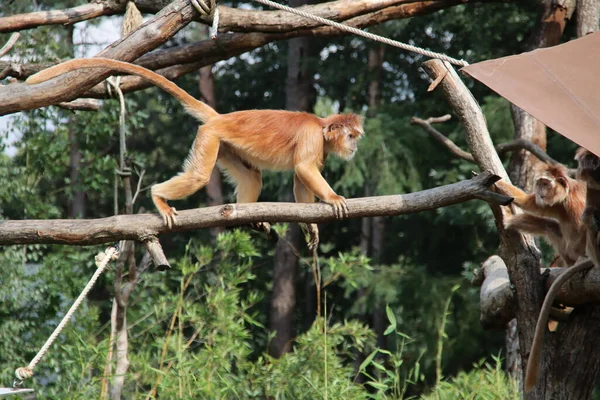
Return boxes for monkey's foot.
[250,221,272,234]
[327,195,349,219]
[161,207,179,229]
[306,223,320,252]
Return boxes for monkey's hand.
[161,207,179,229]
[325,194,348,219]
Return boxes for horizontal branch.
[57,98,100,111]
[0,171,510,246]
[476,256,600,329]
[0,3,120,33]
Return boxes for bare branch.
[0,33,20,57]
[496,138,559,165]
[0,4,121,34]
[412,114,560,165]
[411,115,474,162]
[142,237,170,270]
[57,98,100,111]
[0,171,510,246]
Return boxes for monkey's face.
[325,123,364,160]
[534,176,568,206]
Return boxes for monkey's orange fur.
[496,163,587,266]
[27,58,364,227]
[524,152,599,393]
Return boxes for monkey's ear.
[323,123,343,140]
[556,176,568,187]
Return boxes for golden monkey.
[522,153,600,392]
[27,58,364,228]
[495,163,587,266]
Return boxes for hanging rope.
[251,0,469,67]
[190,0,220,39]
[14,245,120,386]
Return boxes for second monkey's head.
[322,113,365,160]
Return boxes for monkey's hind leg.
[152,131,220,228]
[216,145,269,232]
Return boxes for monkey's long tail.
[26,58,219,123]
[524,258,594,392]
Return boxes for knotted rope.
[190,0,220,39]
[14,245,120,386]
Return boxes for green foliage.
[422,357,519,400]
[0,3,548,397]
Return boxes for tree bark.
[420,59,543,397]
[269,3,316,357]
[1,0,497,115]
[505,0,575,385]
[0,172,510,246]
[576,0,600,37]
[65,24,86,219]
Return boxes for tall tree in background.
[66,24,86,218]
[269,0,317,358]
[199,27,224,238]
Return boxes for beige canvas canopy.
[461,32,600,156]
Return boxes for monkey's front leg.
[295,164,348,219]
[494,180,537,211]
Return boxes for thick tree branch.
[0,0,504,111]
[420,59,542,382]
[0,4,121,34]
[0,0,197,116]
[0,0,510,34]
[0,171,510,246]
[478,255,516,330]
[476,255,600,328]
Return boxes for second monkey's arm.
[495,180,540,214]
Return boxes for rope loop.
[14,367,33,382]
[190,0,220,39]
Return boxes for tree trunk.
[65,24,86,219]
[504,1,600,397]
[68,124,86,218]
[354,44,386,379]
[199,55,224,238]
[269,0,316,357]
[269,213,302,357]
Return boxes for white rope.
[189,0,220,39]
[251,0,469,67]
[14,246,120,384]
